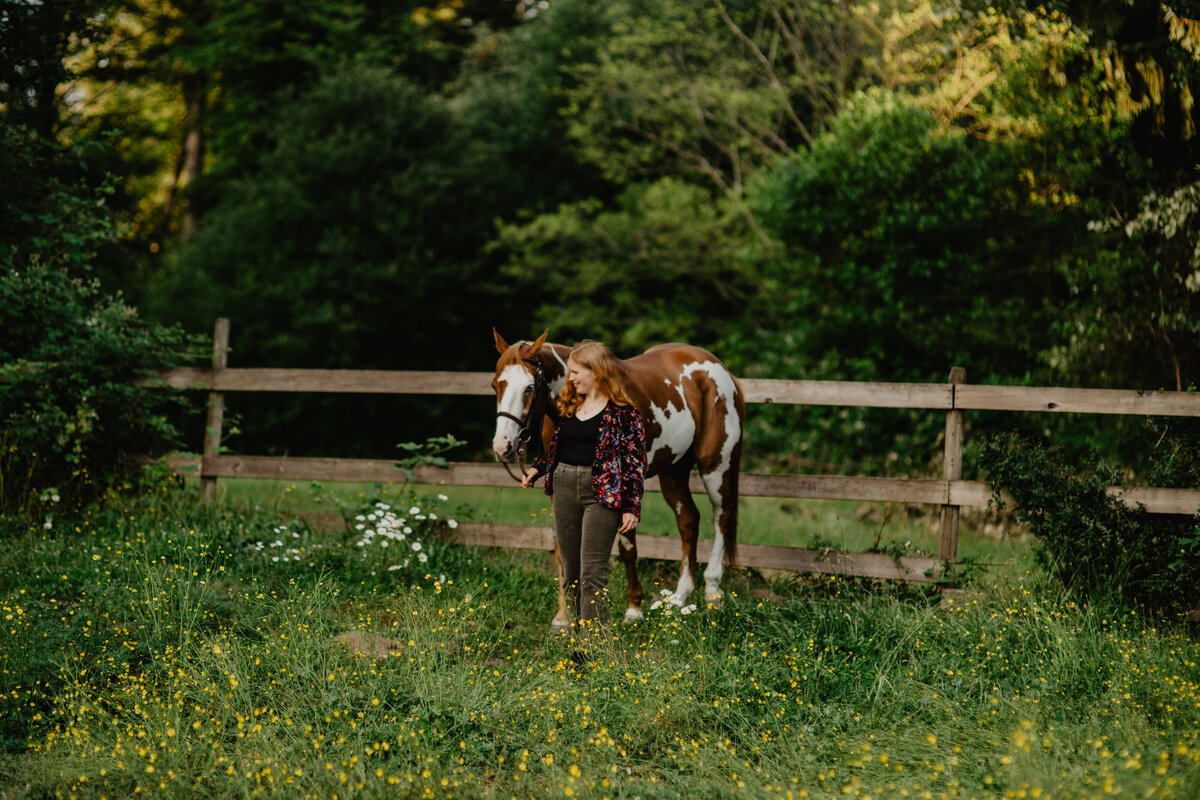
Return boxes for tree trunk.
[181,71,207,240]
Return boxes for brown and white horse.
[491,329,744,629]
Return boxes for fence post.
[201,318,230,505]
[938,366,966,565]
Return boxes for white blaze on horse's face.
[492,363,535,461]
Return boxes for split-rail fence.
[144,319,1200,585]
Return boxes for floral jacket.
[538,402,646,519]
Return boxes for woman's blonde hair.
[557,341,633,417]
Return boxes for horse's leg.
[550,541,571,635]
[698,437,742,608]
[616,531,644,623]
[656,466,701,607]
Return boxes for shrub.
[981,428,1200,618]
[0,265,199,520]
[1,119,201,520]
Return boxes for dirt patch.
[334,630,407,659]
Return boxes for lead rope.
[496,410,531,484]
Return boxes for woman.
[522,341,646,629]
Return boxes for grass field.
[215,477,1028,564]
[1,481,1197,799]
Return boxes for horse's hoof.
[549,621,571,636]
[705,590,725,609]
[622,607,645,624]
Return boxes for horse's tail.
[724,376,745,566]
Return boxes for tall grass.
[1,485,1197,799]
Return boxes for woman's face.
[567,358,597,397]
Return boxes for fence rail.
[146,319,1200,583]
[146,368,1200,416]
[162,453,1200,516]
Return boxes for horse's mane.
[496,342,535,370]
[498,339,564,371]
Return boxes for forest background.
[5,0,1200,483]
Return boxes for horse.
[491,329,744,631]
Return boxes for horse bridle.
[495,356,555,484]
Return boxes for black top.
[556,410,603,466]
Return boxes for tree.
[754,93,1069,382]
[733,6,1123,471]
[1,0,117,272]
[497,178,759,354]
[0,0,106,139]
[126,1,618,456]
[1056,181,1200,392]
[1041,0,1200,163]
[1,1,197,516]
[449,0,614,218]
[64,0,527,299]
[560,0,863,237]
[1017,1,1200,394]
[152,64,520,455]
[64,0,215,248]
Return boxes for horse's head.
[491,328,560,463]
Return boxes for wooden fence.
[145,319,1200,584]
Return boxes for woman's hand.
[618,513,638,534]
[520,467,540,488]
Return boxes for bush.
[1,107,201,520]
[981,428,1200,619]
[0,263,200,519]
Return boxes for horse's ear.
[528,329,549,354]
[493,328,509,355]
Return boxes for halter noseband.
[496,356,554,483]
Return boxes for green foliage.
[482,0,872,364]
[1144,417,1200,489]
[734,92,1057,471]
[0,263,199,517]
[1045,0,1200,157]
[450,0,613,214]
[186,0,463,190]
[0,0,107,138]
[0,125,115,274]
[160,63,475,358]
[1,92,200,518]
[1053,180,1200,391]
[729,5,1127,472]
[497,178,760,353]
[392,434,464,482]
[153,63,517,453]
[559,0,856,202]
[981,430,1200,619]
[17,0,1200,482]
[753,91,1070,384]
[61,0,527,298]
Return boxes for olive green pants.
[552,463,620,627]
